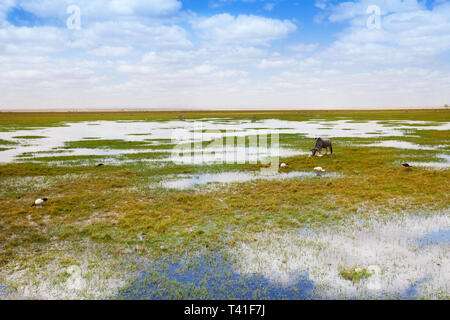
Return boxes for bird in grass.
[402,163,412,168]
[279,163,287,168]
[31,198,48,207]
[96,163,104,167]
[314,166,326,177]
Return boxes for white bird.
[280,163,287,168]
[313,167,326,176]
[31,198,48,207]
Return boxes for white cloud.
[0,0,449,109]
[289,43,319,53]
[327,0,424,23]
[264,3,276,11]
[321,0,450,68]
[89,46,134,57]
[108,0,182,16]
[0,24,68,55]
[192,13,297,45]
[258,58,298,69]
[71,22,192,50]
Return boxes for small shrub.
[339,267,372,282]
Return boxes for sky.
[0,0,449,110]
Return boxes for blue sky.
[0,0,449,109]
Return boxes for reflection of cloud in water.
[408,154,450,170]
[229,212,450,299]
[417,229,450,246]
[355,140,443,150]
[118,214,449,300]
[169,147,307,165]
[356,140,438,150]
[355,141,450,169]
[118,254,315,300]
[1,119,448,163]
[160,171,340,190]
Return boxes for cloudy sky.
[1,0,449,109]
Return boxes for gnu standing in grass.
[311,137,333,156]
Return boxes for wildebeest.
[311,138,333,156]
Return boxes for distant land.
[0,106,448,112]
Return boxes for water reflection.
[118,254,315,300]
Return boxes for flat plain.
[0,109,448,299]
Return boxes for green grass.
[63,139,155,150]
[339,267,372,282]
[0,109,448,129]
[0,139,17,146]
[12,135,48,139]
[128,133,152,136]
[24,154,111,162]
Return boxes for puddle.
[408,154,450,169]
[117,213,449,300]
[160,170,336,190]
[118,254,315,300]
[230,212,450,299]
[19,148,149,158]
[0,285,16,298]
[1,119,448,163]
[417,229,450,246]
[20,147,307,167]
[356,140,441,150]
[169,147,308,165]
[407,162,450,169]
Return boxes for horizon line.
[0,106,448,113]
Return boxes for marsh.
[0,110,449,299]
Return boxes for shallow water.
[117,249,435,300]
[1,119,448,163]
[230,213,450,299]
[355,140,441,150]
[0,285,16,298]
[408,154,450,169]
[417,229,450,246]
[118,254,315,300]
[160,170,337,189]
[408,162,450,169]
[167,147,307,165]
